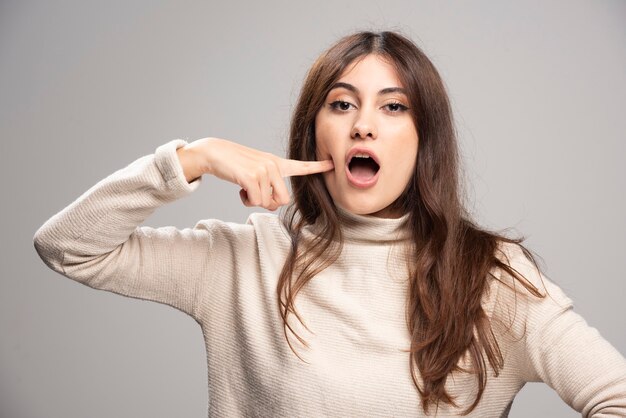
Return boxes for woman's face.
[315,54,419,218]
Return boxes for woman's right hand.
[176,137,334,211]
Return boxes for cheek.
[394,139,418,181]
[315,139,329,160]
[314,118,334,160]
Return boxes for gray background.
[1,1,624,417]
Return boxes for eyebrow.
[329,82,407,96]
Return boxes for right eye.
[329,100,355,111]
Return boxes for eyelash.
[329,100,409,113]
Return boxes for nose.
[350,110,377,140]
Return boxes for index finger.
[278,158,335,177]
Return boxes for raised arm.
[33,139,212,318]
[33,137,333,319]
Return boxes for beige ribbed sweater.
[33,139,626,417]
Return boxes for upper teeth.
[353,153,371,159]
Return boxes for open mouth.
[348,154,380,181]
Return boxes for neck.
[305,205,412,244]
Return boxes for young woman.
[34,31,626,417]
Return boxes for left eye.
[384,102,408,112]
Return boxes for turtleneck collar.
[304,204,412,244]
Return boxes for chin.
[335,199,389,217]
[336,192,408,218]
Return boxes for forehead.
[336,54,403,89]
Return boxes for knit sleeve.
[501,247,626,417]
[33,139,215,320]
[523,305,626,417]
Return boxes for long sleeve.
[522,304,626,417]
[497,243,626,417]
[33,139,212,319]
[492,243,626,417]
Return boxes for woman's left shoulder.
[484,241,575,337]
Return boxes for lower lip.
[345,165,380,189]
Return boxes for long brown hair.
[277,31,546,415]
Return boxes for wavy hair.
[277,31,545,415]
